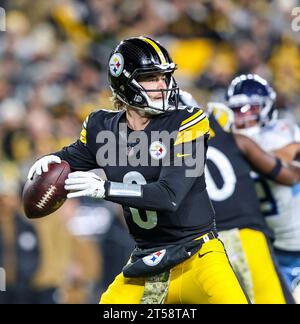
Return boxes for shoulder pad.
[174,107,209,145]
[207,102,234,132]
[79,109,120,144]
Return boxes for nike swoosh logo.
[176,153,192,158]
[198,251,213,258]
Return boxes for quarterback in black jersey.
[58,107,216,249]
[27,37,249,304]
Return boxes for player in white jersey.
[226,74,300,301]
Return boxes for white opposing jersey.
[253,119,300,251]
[257,118,300,151]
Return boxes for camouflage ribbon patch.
[140,271,170,304]
[219,228,254,303]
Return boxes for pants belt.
[196,231,218,244]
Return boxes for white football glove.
[65,171,105,199]
[27,155,62,180]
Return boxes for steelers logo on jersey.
[109,53,124,77]
[149,141,167,160]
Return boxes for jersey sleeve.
[53,115,98,171]
[104,110,210,212]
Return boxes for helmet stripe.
[140,37,167,65]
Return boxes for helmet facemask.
[228,95,263,138]
[126,67,179,115]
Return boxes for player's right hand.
[27,155,62,180]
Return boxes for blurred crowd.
[1,0,300,303]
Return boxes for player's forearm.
[104,181,179,212]
[53,141,97,171]
[275,161,300,185]
[53,148,88,171]
[273,143,300,163]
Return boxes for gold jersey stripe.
[80,128,87,144]
[210,103,234,132]
[180,110,204,127]
[175,116,210,145]
[141,37,167,65]
[83,115,89,127]
[184,115,209,133]
[214,110,230,130]
[209,127,216,139]
[80,116,89,144]
[179,113,206,132]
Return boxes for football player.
[226,74,300,302]
[206,102,298,304]
[180,91,299,303]
[27,37,249,304]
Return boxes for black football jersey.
[54,107,215,248]
[206,114,270,235]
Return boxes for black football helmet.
[108,36,179,114]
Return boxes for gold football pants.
[99,237,249,304]
[220,228,293,304]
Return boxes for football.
[22,160,71,219]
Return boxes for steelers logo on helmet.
[109,53,124,77]
[149,141,167,160]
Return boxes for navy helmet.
[226,74,276,133]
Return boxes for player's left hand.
[65,171,105,199]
